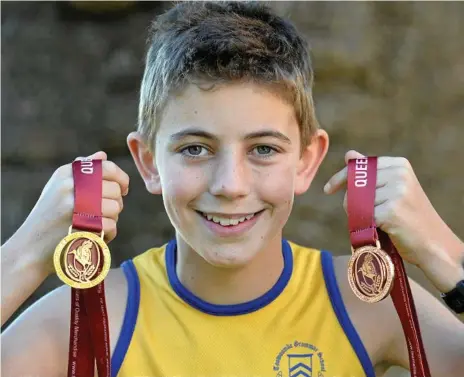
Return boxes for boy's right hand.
[14,151,130,274]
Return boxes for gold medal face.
[54,231,111,289]
[348,245,395,303]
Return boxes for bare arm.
[2,283,72,377]
[385,279,464,376]
[2,268,128,377]
[1,233,51,326]
[334,255,464,376]
[416,233,464,323]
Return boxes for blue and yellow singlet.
[110,240,375,377]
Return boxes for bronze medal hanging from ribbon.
[54,158,111,377]
[347,157,431,377]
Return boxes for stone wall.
[3,2,464,375]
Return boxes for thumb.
[74,151,107,162]
[345,150,365,165]
[86,151,107,160]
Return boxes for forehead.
[158,83,299,140]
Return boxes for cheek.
[254,164,296,205]
[161,164,207,202]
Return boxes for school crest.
[273,341,326,377]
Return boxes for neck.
[174,236,285,306]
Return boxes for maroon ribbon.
[347,157,431,377]
[68,159,110,377]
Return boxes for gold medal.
[54,227,111,289]
[347,241,395,303]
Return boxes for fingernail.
[323,182,331,193]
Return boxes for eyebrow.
[169,128,292,144]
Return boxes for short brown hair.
[138,1,319,150]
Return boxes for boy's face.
[129,83,328,267]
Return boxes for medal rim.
[348,245,395,303]
[54,231,111,289]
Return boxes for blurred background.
[2,2,464,376]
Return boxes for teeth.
[202,212,255,226]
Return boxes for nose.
[209,150,250,200]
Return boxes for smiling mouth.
[196,210,264,226]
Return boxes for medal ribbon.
[68,159,111,377]
[347,157,431,377]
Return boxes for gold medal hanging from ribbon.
[53,158,111,377]
[54,227,111,289]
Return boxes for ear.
[127,132,162,195]
[294,129,329,196]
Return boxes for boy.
[2,2,463,376]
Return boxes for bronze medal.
[348,242,395,303]
[346,156,431,376]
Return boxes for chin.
[200,244,259,269]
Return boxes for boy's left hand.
[324,150,464,293]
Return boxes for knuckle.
[383,201,400,226]
[397,166,411,181]
[113,181,123,196]
[103,160,117,175]
[103,180,121,197]
[63,194,75,212]
[396,182,408,198]
[58,177,74,196]
[398,157,411,169]
[103,218,117,232]
[111,228,118,239]
[104,199,120,216]
[54,164,71,180]
[121,171,130,192]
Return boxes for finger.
[373,185,390,206]
[344,150,366,164]
[345,152,411,170]
[325,163,397,195]
[375,166,410,187]
[89,151,107,160]
[324,166,348,194]
[324,150,366,194]
[326,151,405,194]
[102,198,121,220]
[102,217,117,243]
[342,181,390,214]
[376,156,411,170]
[102,180,122,200]
[103,180,124,210]
[102,161,130,196]
[74,151,108,162]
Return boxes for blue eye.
[255,145,272,155]
[252,145,277,158]
[180,145,209,158]
[186,146,203,155]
